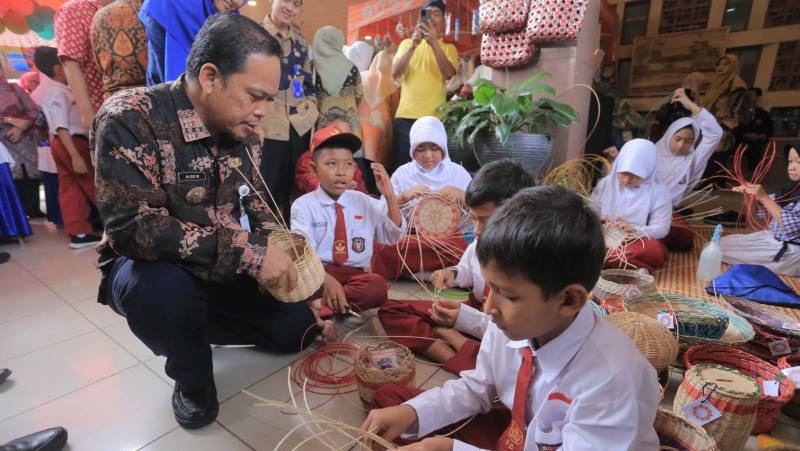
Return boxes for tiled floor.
[2,220,800,450]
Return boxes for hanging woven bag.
[479,0,530,33]
[526,0,589,43]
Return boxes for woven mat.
[652,225,800,321]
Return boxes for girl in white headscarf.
[345,41,376,73]
[591,139,673,272]
[655,88,723,252]
[372,116,472,279]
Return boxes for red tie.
[333,203,348,265]
[497,347,535,451]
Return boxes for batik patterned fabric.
[54,0,105,111]
[91,77,280,282]
[91,0,148,98]
[760,196,800,243]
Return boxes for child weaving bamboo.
[591,139,673,273]
[720,142,800,276]
[371,116,472,280]
[378,159,534,374]
[291,125,403,340]
[362,186,661,451]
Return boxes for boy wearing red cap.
[291,125,403,339]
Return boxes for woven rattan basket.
[684,344,794,434]
[266,231,325,303]
[654,407,718,451]
[412,197,461,239]
[624,293,755,345]
[355,341,415,406]
[592,269,657,302]
[674,364,760,451]
[777,355,800,420]
[606,312,679,371]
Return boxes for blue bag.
[706,264,800,307]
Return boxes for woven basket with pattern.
[654,407,718,451]
[355,341,415,406]
[479,0,530,33]
[684,344,794,434]
[777,355,800,420]
[266,230,325,303]
[592,268,657,302]
[481,30,536,69]
[624,293,755,345]
[606,311,679,371]
[673,363,760,451]
[526,0,588,43]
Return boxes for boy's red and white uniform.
[374,302,661,450]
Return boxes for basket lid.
[693,364,760,398]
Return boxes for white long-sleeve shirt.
[590,180,673,240]
[450,241,490,338]
[291,187,405,269]
[404,302,661,451]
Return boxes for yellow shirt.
[393,38,458,119]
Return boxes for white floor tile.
[0,330,138,421]
[0,282,64,326]
[139,423,253,451]
[0,305,95,361]
[46,272,102,304]
[72,298,124,328]
[0,365,174,451]
[103,322,156,362]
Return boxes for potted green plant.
[438,72,579,176]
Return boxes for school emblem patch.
[351,237,366,253]
[334,240,347,254]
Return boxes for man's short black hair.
[465,159,534,208]
[477,185,605,298]
[186,13,282,80]
[749,87,763,96]
[33,46,59,78]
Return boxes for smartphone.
[419,8,429,25]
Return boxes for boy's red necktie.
[333,203,348,265]
[497,347,534,451]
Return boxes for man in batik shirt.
[91,14,319,430]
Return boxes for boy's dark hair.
[33,46,59,78]
[187,13,282,81]
[477,185,605,298]
[465,159,534,208]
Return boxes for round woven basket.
[592,269,657,303]
[673,363,760,451]
[412,197,461,239]
[777,355,800,420]
[606,312,679,371]
[684,344,794,434]
[624,293,754,345]
[266,231,325,303]
[355,341,415,406]
[654,407,718,451]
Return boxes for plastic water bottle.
[697,225,723,284]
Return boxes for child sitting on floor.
[655,88,723,251]
[377,159,533,374]
[721,142,800,276]
[591,138,673,273]
[371,116,472,280]
[291,125,403,340]
[362,186,661,451]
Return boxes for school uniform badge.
[351,237,366,253]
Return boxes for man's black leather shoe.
[0,426,68,451]
[172,382,218,429]
[0,368,10,385]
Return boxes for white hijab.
[655,117,701,201]
[345,41,375,73]
[593,139,662,227]
[391,116,472,195]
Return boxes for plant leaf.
[495,122,513,147]
[473,83,497,105]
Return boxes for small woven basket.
[412,197,461,239]
[673,364,760,451]
[777,355,800,420]
[684,344,794,434]
[624,293,754,345]
[654,407,718,451]
[266,231,325,303]
[355,341,415,406]
[740,324,800,364]
[606,312,678,371]
[592,269,656,303]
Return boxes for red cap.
[310,125,362,153]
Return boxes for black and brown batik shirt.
[91,77,279,283]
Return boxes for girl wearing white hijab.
[345,41,376,73]
[656,88,723,251]
[372,116,472,279]
[591,139,673,272]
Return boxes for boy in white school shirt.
[291,124,403,340]
[362,186,661,451]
